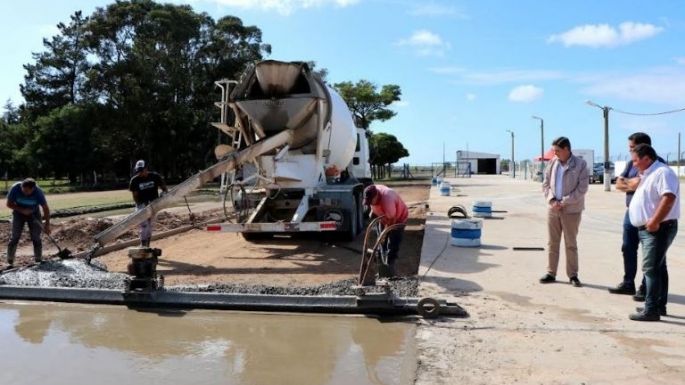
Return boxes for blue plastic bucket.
[450,219,482,247]
[439,181,451,196]
[472,201,492,218]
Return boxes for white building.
[456,150,501,174]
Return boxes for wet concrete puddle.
[0,260,417,385]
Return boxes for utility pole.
[679,132,681,178]
[506,130,515,178]
[532,116,544,182]
[586,101,612,191]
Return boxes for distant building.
[456,150,500,174]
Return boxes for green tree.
[369,132,409,179]
[333,80,401,130]
[21,11,91,119]
[18,0,271,181]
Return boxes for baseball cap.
[134,160,146,172]
[363,185,378,206]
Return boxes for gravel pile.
[170,277,420,297]
[0,259,419,298]
[0,259,127,289]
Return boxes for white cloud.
[466,93,476,101]
[408,2,468,18]
[428,66,465,75]
[548,22,663,48]
[396,30,450,56]
[508,85,543,103]
[579,68,685,105]
[394,100,410,108]
[203,0,360,15]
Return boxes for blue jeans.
[621,210,640,285]
[638,220,676,313]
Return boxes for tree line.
[0,0,408,186]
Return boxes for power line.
[611,106,685,116]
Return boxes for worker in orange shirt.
[363,184,408,277]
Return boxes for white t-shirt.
[629,161,680,227]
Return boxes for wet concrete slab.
[0,301,416,385]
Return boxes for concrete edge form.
[0,286,468,317]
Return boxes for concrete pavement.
[415,175,685,385]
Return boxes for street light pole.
[532,116,544,182]
[678,132,681,178]
[586,101,612,192]
[506,130,515,178]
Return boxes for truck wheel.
[342,196,359,241]
[356,191,364,234]
[242,232,273,241]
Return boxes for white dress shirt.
[554,161,567,200]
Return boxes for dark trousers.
[7,211,43,263]
[638,220,676,313]
[621,210,640,285]
[384,226,404,264]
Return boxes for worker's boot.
[33,243,42,263]
[378,263,395,278]
[6,245,16,267]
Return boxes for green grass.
[0,189,133,219]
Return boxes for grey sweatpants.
[7,211,42,263]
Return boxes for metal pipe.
[0,286,467,317]
[94,129,294,246]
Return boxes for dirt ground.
[1,182,430,287]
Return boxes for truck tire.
[355,191,364,234]
[242,232,273,241]
[342,195,360,241]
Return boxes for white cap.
[134,160,146,172]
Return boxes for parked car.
[590,162,616,184]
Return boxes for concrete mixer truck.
[91,60,372,250]
[209,60,372,240]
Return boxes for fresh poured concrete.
[0,302,416,385]
[416,175,685,385]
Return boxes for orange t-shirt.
[370,184,408,226]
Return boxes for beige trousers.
[547,209,582,278]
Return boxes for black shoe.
[570,276,582,287]
[633,289,646,302]
[539,273,556,283]
[636,306,667,316]
[608,282,635,295]
[629,311,660,322]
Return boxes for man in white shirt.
[628,143,679,322]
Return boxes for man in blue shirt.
[6,178,51,266]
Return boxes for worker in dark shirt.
[129,160,167,247]
[6,178,50,266]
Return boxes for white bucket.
[450,218,482,247]
[472,200,492,218]
[439,181,451,196]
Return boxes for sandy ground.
[1,182,429,287]
[415,175,685,385]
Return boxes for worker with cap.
[6,178,50,266]
[129,160,167,247]
[363,184,409,277]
